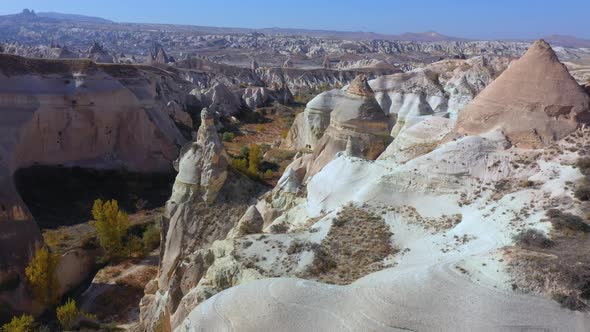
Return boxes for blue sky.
[1,0,588,40]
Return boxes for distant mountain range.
[36,12,113,24]
[1,9,589,47]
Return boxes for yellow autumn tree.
[1,314,35,332]
[92,199,130,259]
[248,144,261,175]
[25,247,60,305]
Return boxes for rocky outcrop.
[190,83,242,116]
[240,84,294,110]
[139,110,264,331]
[0,55,191,318]
[305,75,391,179]
[283,89,347,150]
[450,40,590,148]
[147,43,172,65]
[86,42,115,63]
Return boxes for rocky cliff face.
[0,55,192,317]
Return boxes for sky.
[0,0,588,40]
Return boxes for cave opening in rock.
[14,165,175,229]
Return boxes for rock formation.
[140,109,264,331]
[284,56,509,151]
[0,54,190,318]
[190,83,242,116]
[304,75,391,179]
[85,42,115,63]
[283,89,347,150]
[147,43,172,65]
[450,40,590,148]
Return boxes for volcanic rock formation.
[0,54,190,317]
[140,109,264,331]
[304,75,391,179]
[450,40,590,148]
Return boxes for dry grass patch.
[302,205,396,285]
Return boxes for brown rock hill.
[451,40,590,148]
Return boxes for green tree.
[221,132,235,142]
[248,144,261,175]
[92,199,130,259]
[25,247,60,305]
[1,315,35,332]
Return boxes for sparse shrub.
[222,132,235,142]
[518,180,536,188]
[310,246,336,274]
[574,185,590,201]
[270,223,288,234]
[513,229,554,248]
[576,157,590,175]
[547,209,590,233]
[287,241,305,255]
[142,223,161,251]
[2,315,35,332]
[552,293,587,311]
[125,236,145,258]
[255,124,265,133]
[92,199,130,259]
[25,247,60,305]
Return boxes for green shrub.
[125,236,145,258]
[240,145,250,158]
[142,224,161,251]
[221,132,235,142]
[2,315,35,332]
[25,247,60,305]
